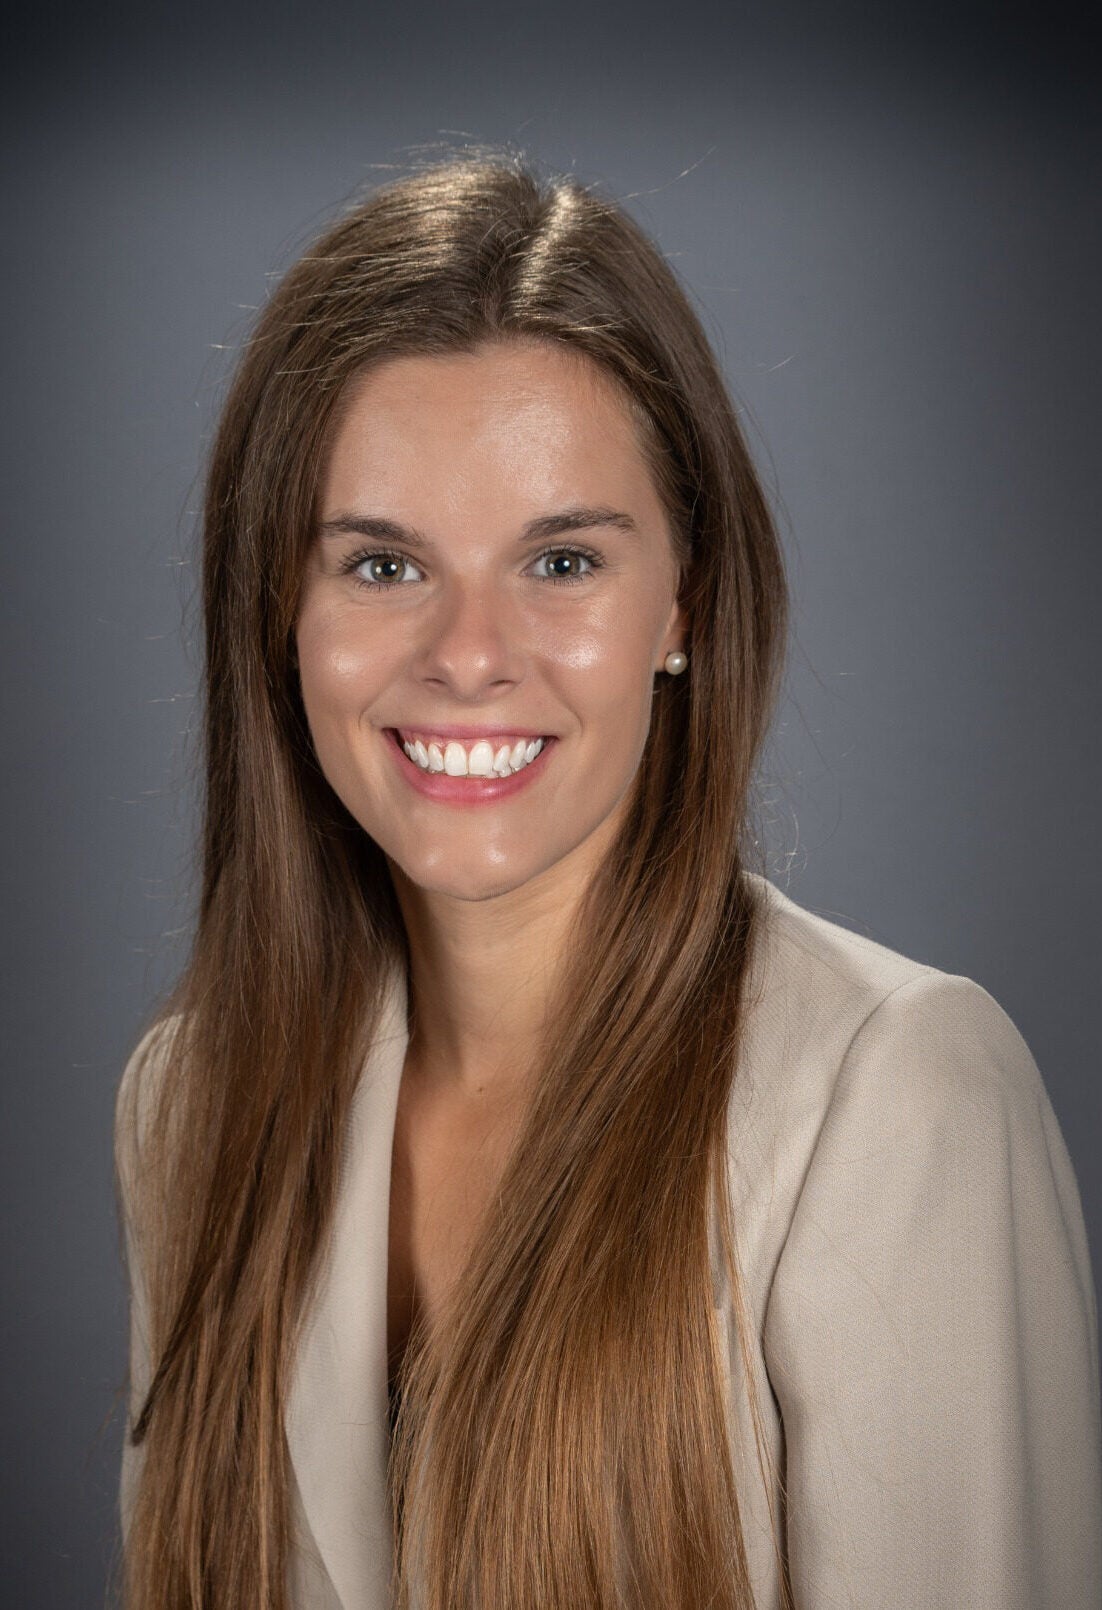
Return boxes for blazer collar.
[286,959,410,1608]
[280,890,768,1604]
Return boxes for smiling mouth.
[386,728,555,779]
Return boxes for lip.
[384,728,558,805]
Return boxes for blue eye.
[340,545,605,592]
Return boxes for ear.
[657,595,690,669]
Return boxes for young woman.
[114,154,1101,1610]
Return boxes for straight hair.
[116,148,793,1609]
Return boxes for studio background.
[2,2,1099,1603]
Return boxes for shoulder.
[735,877,1096,1359]
[114,1012,186,1212]
[736,877,1095,1345]
[727,871,1066,1261]
[737,878,1102,1607]
[739,869,1044,1119]
[745,867,945,1018]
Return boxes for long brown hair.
[115,147,792,1609]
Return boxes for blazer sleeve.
[114,1015,177,1548]
[762,969,1102,1610]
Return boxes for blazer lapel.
[286,960,410,1608]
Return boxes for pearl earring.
[663,650,688,675]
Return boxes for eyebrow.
[316,504,639,548]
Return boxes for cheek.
[296,610,388,725]
[544,601,658,721]
[543,576,654,660]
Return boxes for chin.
[386,851,536,904]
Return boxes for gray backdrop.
[3,2,1099,1602]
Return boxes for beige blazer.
[117,872,1102,1608]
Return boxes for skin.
[295,336,687,1105]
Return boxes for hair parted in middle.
[116,144,793,1610]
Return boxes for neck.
[386,836,611,1102]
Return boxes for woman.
[114,154,1101,1610]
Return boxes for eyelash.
[338,543,607,592]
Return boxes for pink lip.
[384,728,557,805]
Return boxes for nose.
[414,575,524,698]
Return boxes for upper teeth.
[399,734,546,777]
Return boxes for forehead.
[321,339,660,514]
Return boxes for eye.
[340,549,425,591]
[528,545,605,586]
